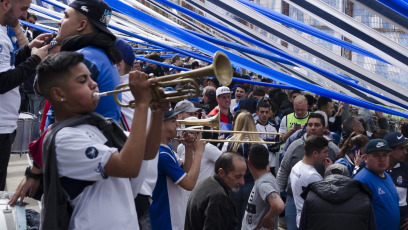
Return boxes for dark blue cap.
[69,0,116,40]
[164,110,180,121]
[115,38,135,66]
[384,132,407,148]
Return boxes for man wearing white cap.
[208,86,233,128]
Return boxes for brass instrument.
[177,112,220,130]
[177,113,282,144]
[176,136,280,145]
[93,51,233,108]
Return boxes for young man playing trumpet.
[149,110,206,230]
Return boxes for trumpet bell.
[178,112,220,130]
[213,52,233,86]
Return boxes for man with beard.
[0,0,51,190]
[185,152,246,230]
[384,132,408,229]
[55,0,122,123]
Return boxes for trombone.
[177,113,282,144]
[93,51,233,108]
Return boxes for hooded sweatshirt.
[299,175,376,230]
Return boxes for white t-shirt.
[290,161,322,227]
[256,121,278,168]
[230,99,238,114]
[177,143,221,184]
[278,116,288,134]
[55,124,139,230]
[178,143,221,204]
[138,154,159,198]
[119,74,133,130]
[0,25,20,134]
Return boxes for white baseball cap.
[216,86,232,97]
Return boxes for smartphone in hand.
[294,124,301,130]
[351,146,360,158]
[43,32,57,45]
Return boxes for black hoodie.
[299,175,377,230]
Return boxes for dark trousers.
[230,180,254,229]
[0,130,16,191]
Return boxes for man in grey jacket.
[276,112,339,230]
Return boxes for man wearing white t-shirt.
[290,135,332,227]
[0,0,50,190]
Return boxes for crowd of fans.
[1,0,407,230]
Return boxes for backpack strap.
[42,114,94,230]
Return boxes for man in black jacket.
[185,152,246,230]
[299,164,376,230]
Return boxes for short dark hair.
[400,118,408,137]
[214,152,245,175]
[371,129,389,139]
[316,96,333,110]
[308,112,325,127]
[290,90,302,98]
[342,117,359,133]
[144,52,161,62]
[27,12,37,21]
[171,54,181,64]
[304,94,317,109]
[248,145,269,169]
[236,84,248,93]
[191,61,199,69]
[37,52,84,100]
[253,85,266,97]
[256,100,270,112]
[272,92,288,108]
[304,136,328,157]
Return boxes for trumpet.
[178,112,220,130]
[93,51,233,108]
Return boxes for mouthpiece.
[93,92,108,99]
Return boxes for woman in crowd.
[334,133,369,176]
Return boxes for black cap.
[69,0,116,40]
[164,110,181,121]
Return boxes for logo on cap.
[398,134,404,140]
[100,9,112,26]
[80,6,89,12]
[376,141,385,148]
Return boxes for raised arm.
[104,71,155,178]
[178,136,206,191]
[144,101,170,160]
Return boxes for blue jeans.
[285,194,298,230]
[27,94,45,140]
[230,180,254,229]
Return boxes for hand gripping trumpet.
[93,51,233,108]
